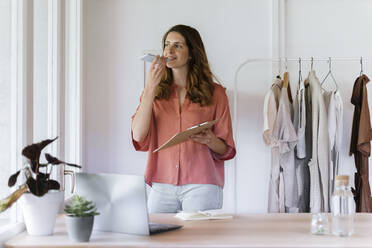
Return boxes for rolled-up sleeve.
[211,87,236,161]
[131,94,155,152]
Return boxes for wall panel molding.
[10,0,33,222]
[65,0,83,170]
[47,0,63,181]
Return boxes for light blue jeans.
[148,183,223,213]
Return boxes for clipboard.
[153,119,219,153]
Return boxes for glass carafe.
[331,175,356,237]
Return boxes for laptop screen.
[74,173,151,235]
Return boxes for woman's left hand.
[189,129,215,145]
[190,129,228,155]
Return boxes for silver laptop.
[74,172,182,235]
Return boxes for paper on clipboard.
[153,119,219,153]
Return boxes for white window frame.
[47,0,63,183]
[2,0,84,242]
[64,0,84,197]
[0,0,33,243]
[10,0,33,224]
[65,0,83,170]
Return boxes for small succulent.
[64,195,99,217]
[0,137,81,213]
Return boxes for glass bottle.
[331,175,356,237]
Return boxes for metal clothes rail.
[231,56,371,214]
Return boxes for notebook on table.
[175,209,233,221]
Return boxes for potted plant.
[0,137,80,235]
[64,195,99,242]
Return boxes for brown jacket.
[350,74,372,212]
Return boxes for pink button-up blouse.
[132,83,236,188]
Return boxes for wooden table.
[5,213,372,248]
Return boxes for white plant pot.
[20,190,64,236]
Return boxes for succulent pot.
[20,190,64,235]
[65,215,94,242]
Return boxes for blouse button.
[175,164,179,169]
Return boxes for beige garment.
[263,78,293,146]
[263,78,282,146]
[267,85,298,213]
[308,71,329,213]
[263,79,284,212]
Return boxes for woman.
[131,25,235,213]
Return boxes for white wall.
[84,0,272,213]
[285,0,372,188]
[0,0,11,219]
[83,0,372,213]
[33,0,49,147]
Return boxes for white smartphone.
[140,54,170,63]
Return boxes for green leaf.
[64,195,99,217]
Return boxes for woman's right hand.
[144,55,167,93]
[132,56,166,142]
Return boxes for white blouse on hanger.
[323,90,343,196]
[308,71,330,213]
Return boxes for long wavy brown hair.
[155,25,216,106]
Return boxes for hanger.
[276,59,281,79]
[360,57,364,77]
[283,58,289,88]
[304,57,314,87]
[321,57,339,91]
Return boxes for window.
[0,0,12,222]
[0,0,83,242]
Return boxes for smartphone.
[140,54,170,63]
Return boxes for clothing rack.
[231,56,371,214]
